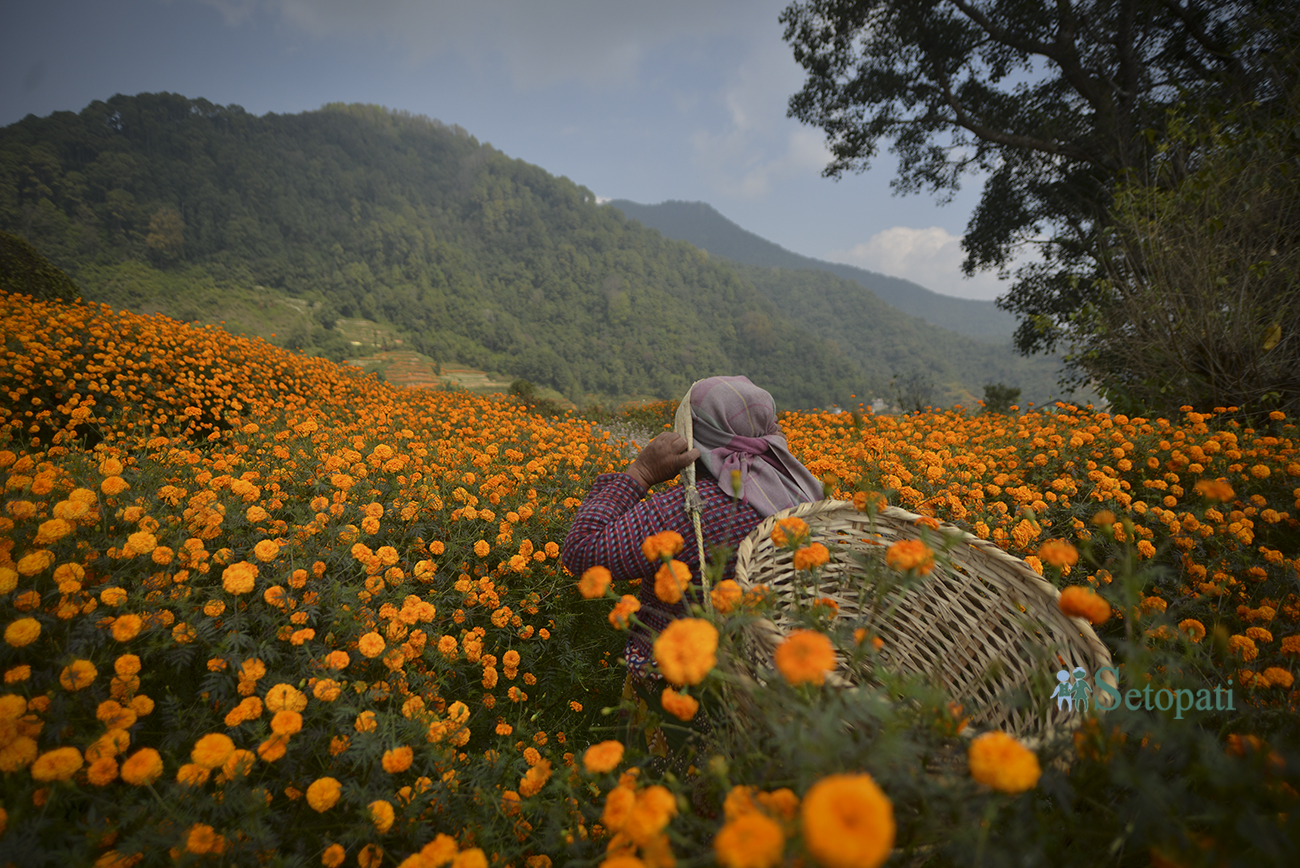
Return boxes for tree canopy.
[781,0,1298,360]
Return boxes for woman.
[562,375,823,678]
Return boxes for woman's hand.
[626,432,700,489]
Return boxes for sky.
[1,0,1013,301]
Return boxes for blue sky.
[1,0,1013,300]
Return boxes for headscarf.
[673,376,823,517]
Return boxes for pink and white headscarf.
[674,376,823,517]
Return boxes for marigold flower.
[221,561,259,595]
[271,710,303,736]
[661,687,699,721]
[265,683,307,712]
[770,516,809,548]
[1037,539,1079,569]
[653,618,718,686]
[774,630,836,686]
[623,785,677,847]
[358,632,386,658]
[1058,586,1111,625]
[192,733,236,769]
[307,776,342,812]
[0,737,37,772]
[325,650,350,670]
[370,799,396,833]
[4,617,40,647]
[313,679,341,702]
[473,540,490,557]
[30,746,84,782]
[968,731,1041,794]
[185,824,219,855]
[1229,634,1259,662]
[87,756,119,786]
[583,740,625,774]
[801,773,895,868]
[793,542,830,571]
[382,746,414,773]
[714,812,785,868]
[101,476,130,496]
[119,747,163,785]
[59,659,98,691]
[16,549,55,577]
[101,587,128,607]
[654,560,691,603]
[34,518,75,545]
[608,594,641,629]
[1263,667,1294,689]
[110,614,143,642]
[884,539,935,575]
[711,579,743,613]
[642,530,684,561]
[578,566,612,599]
[321,844,346,868]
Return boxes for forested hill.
[608,199,1019,342]
[0,93,876,408]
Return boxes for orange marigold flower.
[221,561,258,595]
[770,516,809,548]
[382,746,414,773]
[4,617,40,647]
[968,731,1041,794]
[1178,620,1206,643]
[1058,586,1111,625]
[793,542,830,571]
[30,746,84,782]
[192,733,236,770]
[473,540,490,558]
[370,799,396,834]
[608,595,641,629]
[774,630,836,686]
[358,632,386,658]
[110,614,143,642]
[577,566,612,599]
[59,659,98,691]
[307,776,342,812]
[321,844,346,868]
[271,710,303,736]
[654,560,691,604]
[653,618,718,686]
[801,773,894,868]
[87,756,119,787]
[1037,539,1079,569]
[715,812,785,868]
[1229,635,1259,662]
[711,579,743,613]
[1281,635,1300,657]
[1263,667,1295,689]
[101,476,130,496]
[884,539,935,575]
[119,748,163,785]
[642,530,684,561]
[583,740,625,774]
[661,687,699,721]
[1193,478,1235,502]
[265,683,307,713]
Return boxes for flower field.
[2,290,1299,867]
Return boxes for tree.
[781,0,1297,360]
[1072,90,1300,418]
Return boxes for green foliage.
[0,230,80,301]
[0,93,870,410]
[982,383,1021,415]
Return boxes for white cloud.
[829,226,1011,300]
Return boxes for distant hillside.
[608,199,1019,341]
[0,94,870,409]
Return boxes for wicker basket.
[733,500,1114,740]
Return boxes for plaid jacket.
[562,471,763,672]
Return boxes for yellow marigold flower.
[271,710,303,736]
[1037,539,1079,569]
[252,539,280,562]
[265,683,307,712]
[661,687,699,721]
[16,549,54,576]
[578,566,612,599]
[192,733,236,770]
[383,746,414,773]
[4,617,40,647]
[110,614,143,642]
[801,773,895,868]
[793,542,831,571]
[714,812,785,868]
[101,476,130,496]
[608,594,641,629]
[306,776,342,812]
[770,516,809,548]
[642,530,684,561]
[711,579,742,613]
[968,731,1041,794]
[321,844,346,868]
[1058,586,1111,625]
[1178,620,1206,643]
[370,799,396,833]
[653,618,718,686]
[30,746,84,782]
[356,710,378,733]
[358,632,386,658]
[654,559,691,604]
[583,740,625,774]
[473,540,490,558]
[774,629,836,686]
[313,679,341,702]
[884,539,935,575]
[119,747,163,785]
[59,659,98,691]
[221,561,259,595]
[1229,634,1259,662]
[34,518,74,545]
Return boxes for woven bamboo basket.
[733,500,1114,740]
